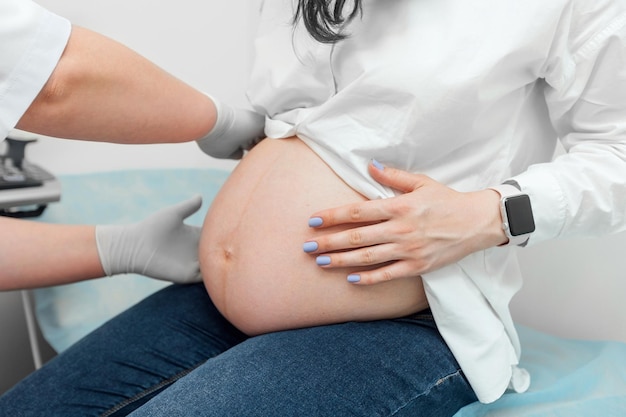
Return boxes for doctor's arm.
[0,196,203,291]
[15,25,215,144]
[15,25,264,157]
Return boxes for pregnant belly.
[199,137,427,335]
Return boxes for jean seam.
[99,361,204,417]
[388,369,463,417]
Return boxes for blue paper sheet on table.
[455,326,626,416]
[30,168,626,416]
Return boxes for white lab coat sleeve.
[0,0,71,141]
[513,10,626,245]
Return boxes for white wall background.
[25,0,264,174]
[2,2,626,395]
[514,234,626,343]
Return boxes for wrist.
[480,189,510,248]
[460,189,509,253]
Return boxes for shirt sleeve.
[513,8,626,245]
[0,0,71,141]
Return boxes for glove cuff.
[95,224,127,276]
[198,94,234,143]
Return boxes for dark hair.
[294,0,363,43]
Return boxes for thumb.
[169,195,203,220]
[368,160,430,193]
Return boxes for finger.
[346,261,421,285]
[228,149,244,159]
[308,199,389,229]
[368,160,431,193]
[171,195,203,219]
[171,264,203,284]
[303,223,387,254]
[315,243,399,269]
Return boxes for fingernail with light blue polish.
[303,241,318,253]
[309,217,323,227]
[372,159,384,171]
[316,256,331,266]
[347,274,361,283]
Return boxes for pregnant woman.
[3,0,626,416]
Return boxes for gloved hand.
[196,95,265,159]
[95,195,204,284]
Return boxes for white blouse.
[247,0,626,403]
[0,0,71,140]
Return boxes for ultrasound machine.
[0,135,60,218]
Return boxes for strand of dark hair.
[294,0,363,43]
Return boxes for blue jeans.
[0,283,476,416]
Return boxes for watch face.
[505,195,536,236]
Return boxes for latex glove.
[302,161,507,285]
[196,95,265,159]
[95,195,204,283]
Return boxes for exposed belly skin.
[200,137,427,335]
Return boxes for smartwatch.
[489,180,535,247]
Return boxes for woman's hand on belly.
[199,138,428,336]
[302,161,506,285]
